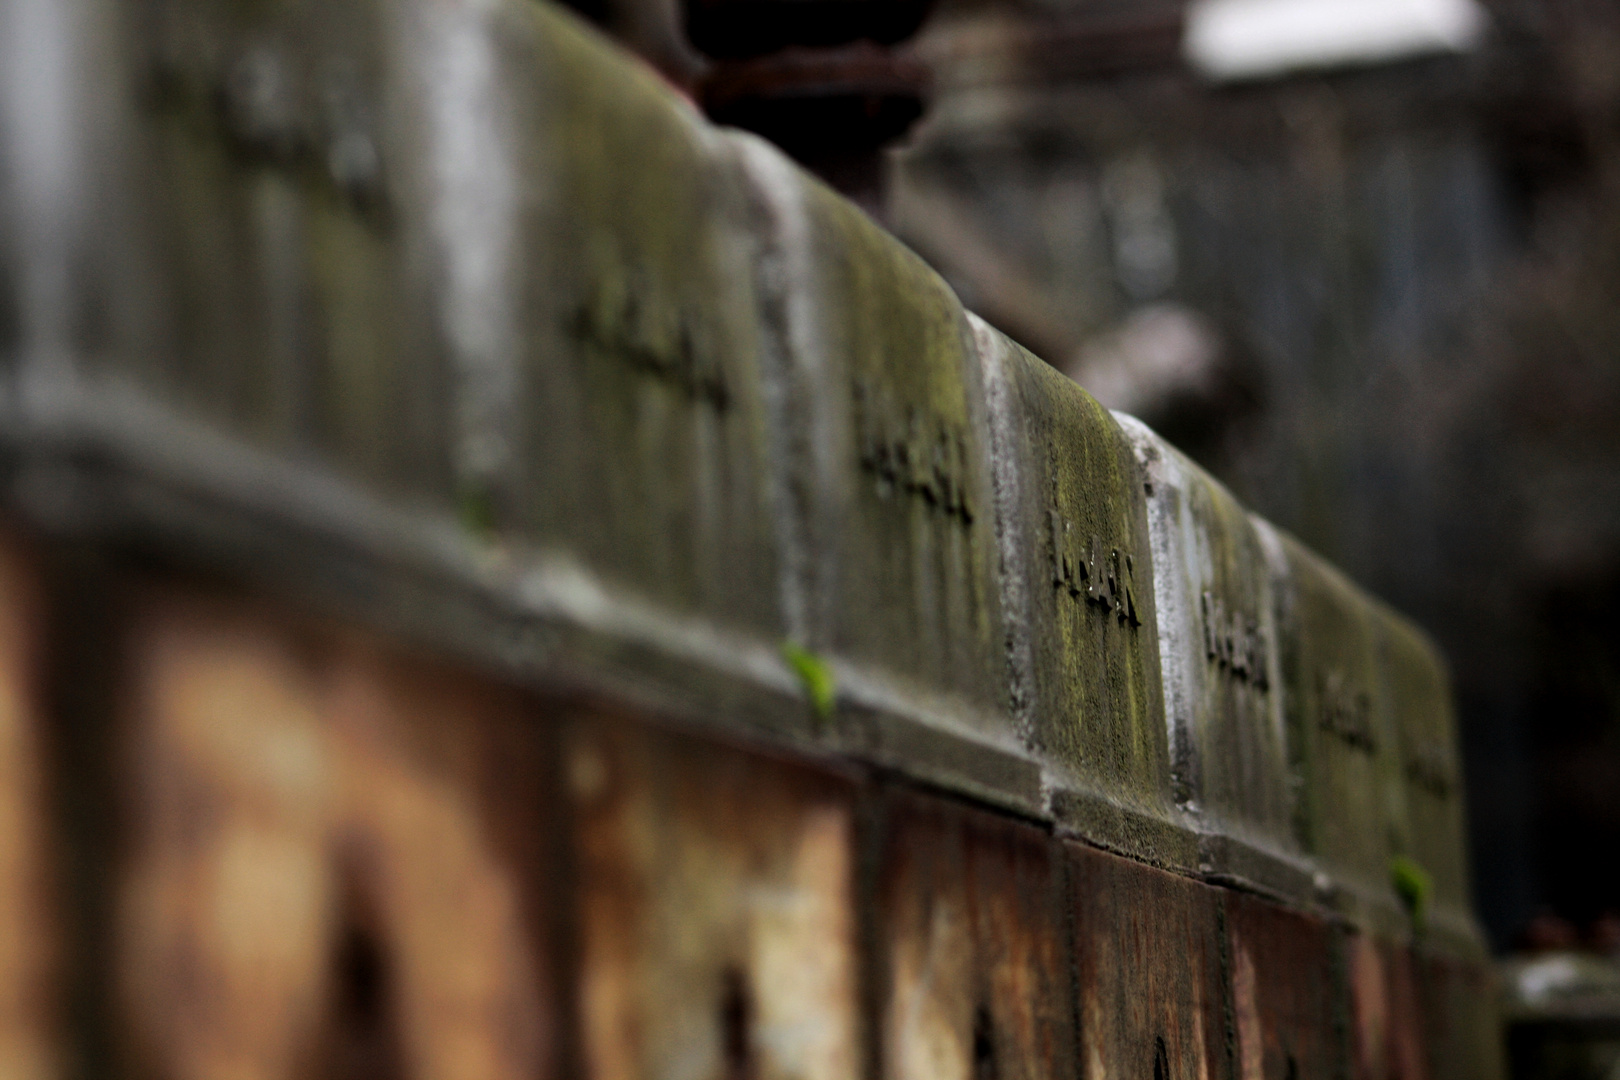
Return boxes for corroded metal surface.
[568,717,860,1080]
[0,3,1503,1078]
[0,536,52,1080]
[1115,414,1300,897]
[878,789,1071,1080]
[1224,891,1343,1080]
[1069,841,1227,1080]
[1347,934,1429,1080]
[117,590,553,1080]
[975,318,1183,867]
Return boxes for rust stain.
[117,591,549,1080]
[1347,935,1428,1080]
[0,536,53,1080]
[1230,939,1263,1080]
[1069,843,1225,1080]
[570,719,859,1080]
[1223,892,1340,1080]
[879,790,1070,1080]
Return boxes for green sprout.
[781,642,836,722]
[1391,855,1432,932]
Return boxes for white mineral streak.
[731,134,821,643]
[408,0,520,487]
[0,0,88,379]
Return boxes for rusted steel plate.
[1411,949,1503,1080]
[568,717,860,1080]
[117,589,553,1080]
[0,535,52,1080]
[1223,891,1344,1080]
[877,789,1071,1080]
[1346,934,1428,1080]
[1069,841,1228,1080]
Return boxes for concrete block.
[567,716,860,1080]
[736,141,1010,739]
[1115,414,1301,894]
[11,0,786,636]
[0,536,52,1080]
[1346,934,1429,1080]
[974,321,1181,864]
[503,3,783,633]
[1253,518,1406,928]
[1224,890,1345,1080]
[877,790,1072,1080]
[1375,614,1480,955]
[1068,842,1228,1080]
[116,591,553,1080]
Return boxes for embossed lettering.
[572,279,730,411]
[1199,592,1269,691]
[1046,511,1141,628]
[1317,670,1376,753]
[1405,746,1454,800]
[852,378,973,525]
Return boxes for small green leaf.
[781,642,836,721]
[1391,855,1432,931]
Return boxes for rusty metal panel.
[116,590,553,1080]
[0,536,53,1080]
[1069,841,1229,1080]
[1411,949,1504,1080]
[1223,891,1344,1080]
[1346,935,1428,1080]
[568,718,861,1080]
[878,790,1072,1080]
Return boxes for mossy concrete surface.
[738,146,1011,743]
[1255,517,1412,931]
[68,0,786,637]
[1117,414,1302,893]
[976,318,1176,862]
[1377,606,1481,955]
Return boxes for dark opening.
[721,967,755,1080]
[973,1004,998,1080]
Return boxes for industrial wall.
[0,0,1500,1078]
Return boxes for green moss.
[1391,854,1432,930]
[988,330,1169,812]
[782,642,837,721]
